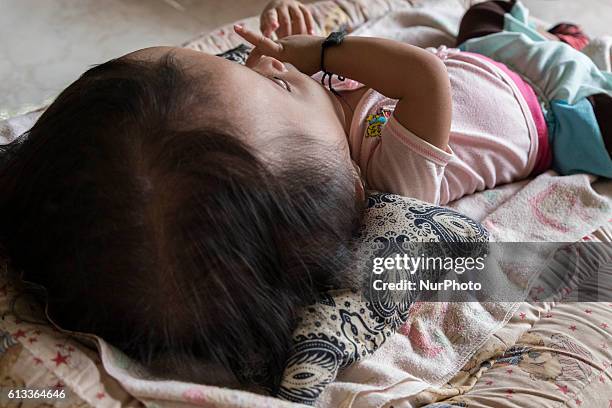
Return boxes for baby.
[0,0,610,390]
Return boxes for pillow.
[216,44,252,65]
[277,192,489,405]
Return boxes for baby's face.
[124,46,350,163]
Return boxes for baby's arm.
[324,37,452,150]
[236,25,451,150]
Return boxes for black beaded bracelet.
[320,30,347,95]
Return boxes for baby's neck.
[336,87,369,135]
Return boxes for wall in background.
[0,0,610,116]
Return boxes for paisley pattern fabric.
[277,193,489,405]
[215,44,251,65]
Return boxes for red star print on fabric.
[519,312,526,320]
[601,323,609,329]
[54,381,64,389]
[545,313,553,318]
[12,329,26,339]
[575,399,582,406]
[28,337,37,344]
[485,380,494,386]
[33,357,43,365]
[505,389,514,398]
[96,392,105,399]
[51,352,69,367]
[506,368,513,374]
[585,309,592,314]
[557,384,569,394]
[569,325,577,331]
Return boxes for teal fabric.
[549,99,612,177]
[503,0,545,42]
[459,32,612,105]
[458,0,611,178]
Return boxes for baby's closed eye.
[270,76,291,92]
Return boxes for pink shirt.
[346,46,542,205]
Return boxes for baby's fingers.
[299,4,316,35]
[276,5,292,38]
[260,8,279,37]
[289,4,306,35]
[245,48,263,68]
[234,24,283,55]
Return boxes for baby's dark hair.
[0,52,362,388]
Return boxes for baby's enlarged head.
[0,48,362,387]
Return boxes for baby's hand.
[260,0,315,38]
[235,24,323,75]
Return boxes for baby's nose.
[256,55,288,73]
